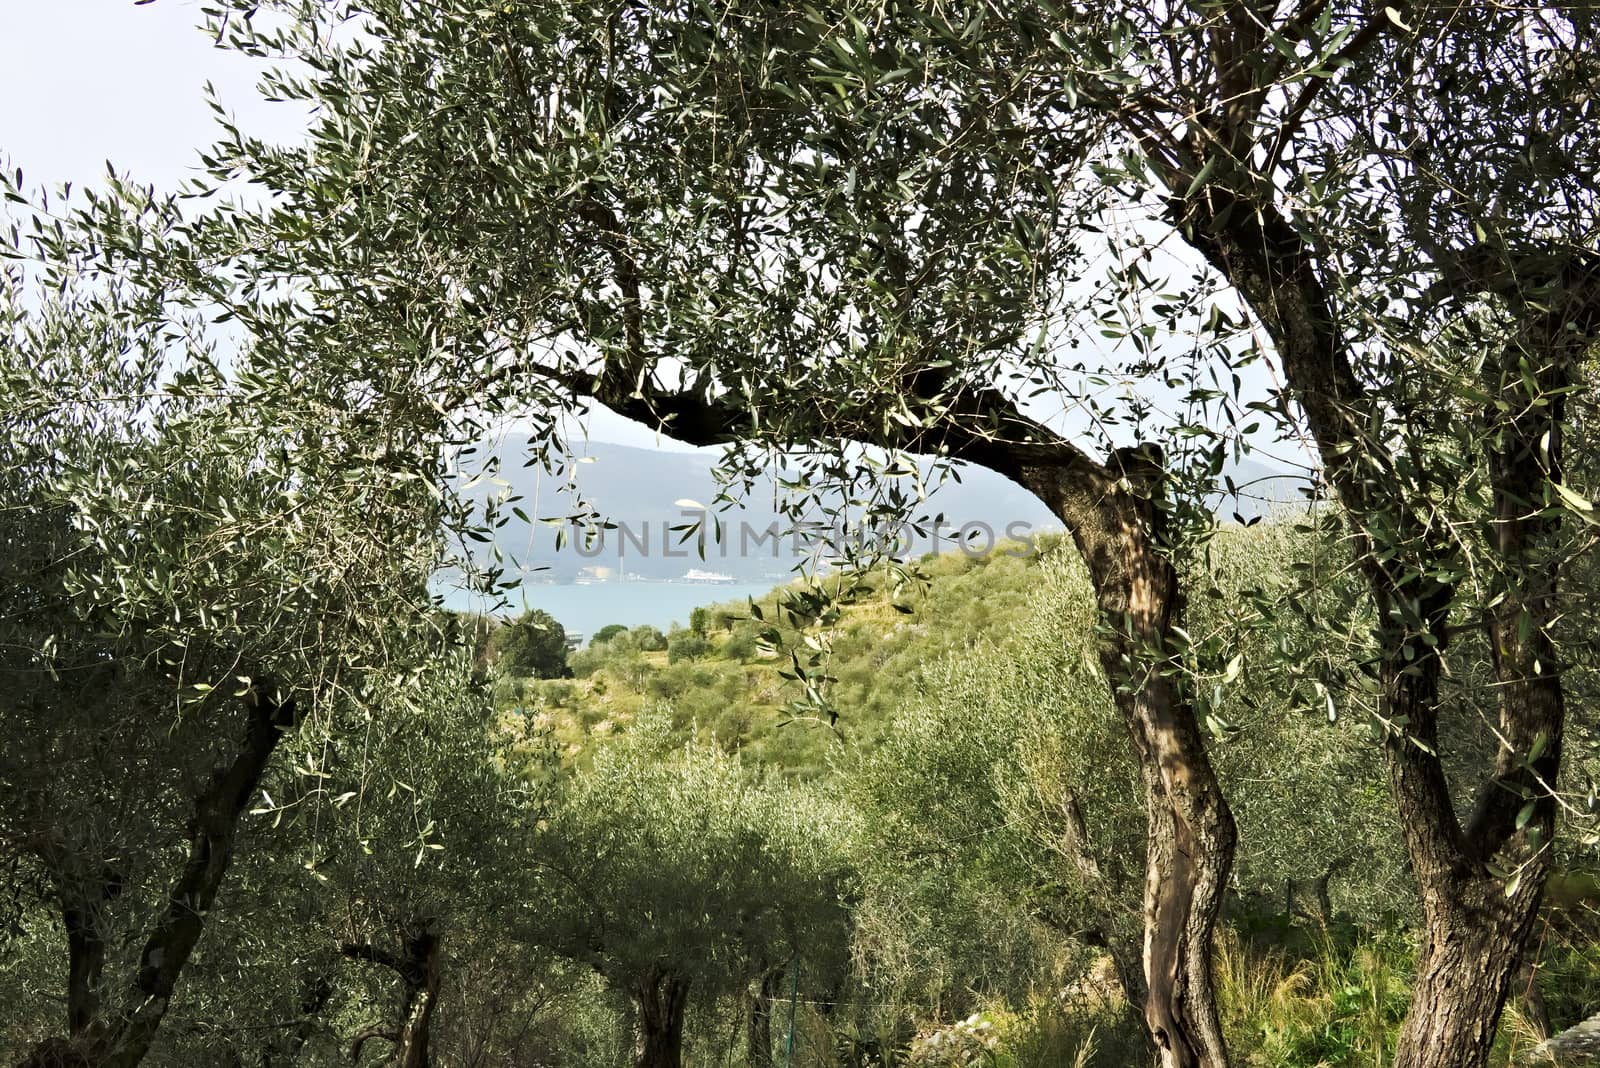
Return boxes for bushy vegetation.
[458,535,1599,1068]
[5,1,1600,1066]
[491,608,572,678]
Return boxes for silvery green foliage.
[159,0,1244,619]
[0,149,497,1062]
[529,713,857,1001]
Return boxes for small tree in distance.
[592,623,630,645]
[493,609,570,679]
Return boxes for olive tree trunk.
[1021,460,1237,1068]
[634,969,689,1068]
[341,918,443,1068]
[1176,192,1587,1068]
[18,683,298,1068]
[747,968,779,1068]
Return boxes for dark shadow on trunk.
[633,969,689,1068]
[59,868,121,1038]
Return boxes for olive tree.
[86,1,1600,1063]
[0,170,475,1067]
[262,638,542,1068]
[527,718,856,1068]
[492,609,571,679]
[169,6,1247,1061]
[995,7,1600,1065]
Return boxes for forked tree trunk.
[341,919,442,1068]
[1389,310,1573,1068]
[1385,666,1562,1068]
[1022,459,1237,1068]
[634,969,689,1068]
[1177,196,1589,1068]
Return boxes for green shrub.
[668,631,711,663]
[722,625,760,662]
[493,609,570,678]
[630,624,668,651]
[542,680,577,708]
[592,623,629,645]
[568,645,606,679]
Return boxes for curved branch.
[348,1025,398,1064]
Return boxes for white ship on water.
[681,568,737,585]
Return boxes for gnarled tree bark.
[1174,180,1594,1068]
[1017,457,1236,1068]
[633,968,689,1068]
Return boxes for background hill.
[457,436,1307,586]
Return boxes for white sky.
[0,1,301,191]
[0,0,679,451]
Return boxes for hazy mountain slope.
[458,437,1308,584]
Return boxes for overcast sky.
[0,2,302,190]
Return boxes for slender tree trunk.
[1124,679,1235,1068]
[62,896,107,1037]
[1022,460,1237,1068]
[747,969,778,1068]
[394,924,441,1068]
[1051,787,1150,1034]
[634,969,689,1068]
[53,866,123,1039]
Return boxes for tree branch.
[84,678,300,1068]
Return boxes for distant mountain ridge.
[455,437,1308,585]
